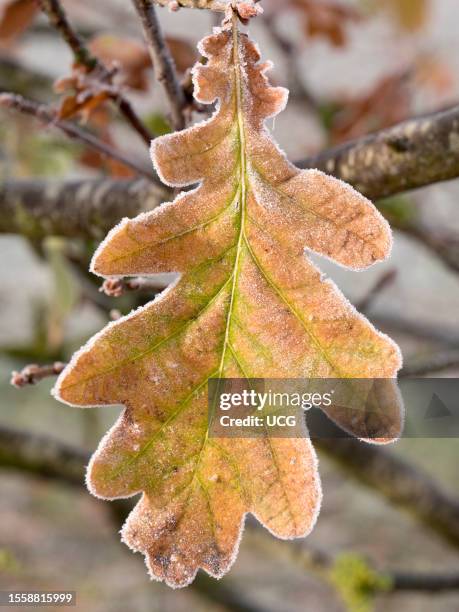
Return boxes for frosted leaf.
[54,14,402,588]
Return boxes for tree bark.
[298,104,459,200]
[315,434,459,547]
[0,178,167,240]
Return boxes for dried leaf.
[89,34,152,91]
[330,72,411,144]
[296,0,361,47]
[0,0,37,42]
[270,0,361,47]
[54,64,113,122]
[54,16,402,588]
[166,36,198,74]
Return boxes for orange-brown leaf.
[286,0,361,47]
[0,0,37,42]
[330,72,411,144]
[54,16,402,588]
[89,34,152,91]
[54,64,113,122]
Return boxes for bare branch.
[11,362,66,388]
[402,224,459,275]
[315,431,459,547]
[373,313,459,346]
[0,426,87,485]
[38,0,154,146]
[0,94,155,181]
[401,350,459,377]
[247,528,459,594]
[37,0,94,66]
[153,0,228,10]
[299,104,459,200]
[132,0,187,131]
[0,178,167,240]
[392,572,459,592]
[2,103,459,255]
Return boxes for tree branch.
[355,270,397,312]
[247,528,459,594]
[0,94,155,181]
[401,223,459,275]
[101,277,168,297]
[2,104,459,259]
[153,0,228,10]
[0,178,167,240]
[38,0,154,146]
[400,349,459,377]
[1,425,459,595]
[0,425,87,485]
[299,104,459,200]
[132,0,187,131]
[315,431,459,547]
[391,572,459,592]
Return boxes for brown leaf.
[166,36,198,75]
[0,0,37,42]
[54,16,402,588]
[54,64,113,122]
[89,34,152,91]
[330,72,412,144]
[288,0,361,47]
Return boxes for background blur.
[1,0,459,610]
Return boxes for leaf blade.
[55,15,402,588]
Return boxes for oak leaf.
[54,15,402,588]
[0,0,37,44]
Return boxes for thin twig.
[11,362,66,388]
[402,223,459,275]
[132,0,187,131]
[356,269,397,312]
[391,572,459,592]
[101,277,168,297]
[372,314,459,346]
[0,93,155,181]
[153,0,228,10]
[401,350,459,377]
[38,0,154,146]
